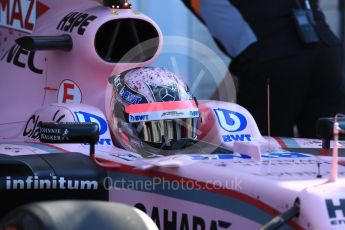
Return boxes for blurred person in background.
[182,0,345,138]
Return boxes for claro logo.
[23,110,65,139]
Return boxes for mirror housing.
[39,122,121,169]
[39,122,99,145]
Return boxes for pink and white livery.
[1,0,345,230]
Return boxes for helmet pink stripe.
[125,100,197,114]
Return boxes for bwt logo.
[74,111,111,145]
[129,114,149,122]
[190,111,199,117]
[214,109,247,132]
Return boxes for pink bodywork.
[0,0,163,138]
[0,1,345,229]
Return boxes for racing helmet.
[109,67,199,152]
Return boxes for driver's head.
[109,67,199,152]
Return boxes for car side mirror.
[39,122,99,154]
[39,122,120,169]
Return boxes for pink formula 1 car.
[0,0,345,229]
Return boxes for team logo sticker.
[214,109,252,142]
[23,110,66,139]
[57,79,82,104]
[148,83,180,102]
[129,114,149,122]
[56,12,97,36]
[0,0,49,33]
[119,85,145,104]
[214,109,247,132]
[113,75,148,104]
[128,109,199,123]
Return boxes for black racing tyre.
[0,200,158,230]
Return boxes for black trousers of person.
[233,43,345,138]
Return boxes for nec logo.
[1,44,43,74]
[214,109,247,132]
